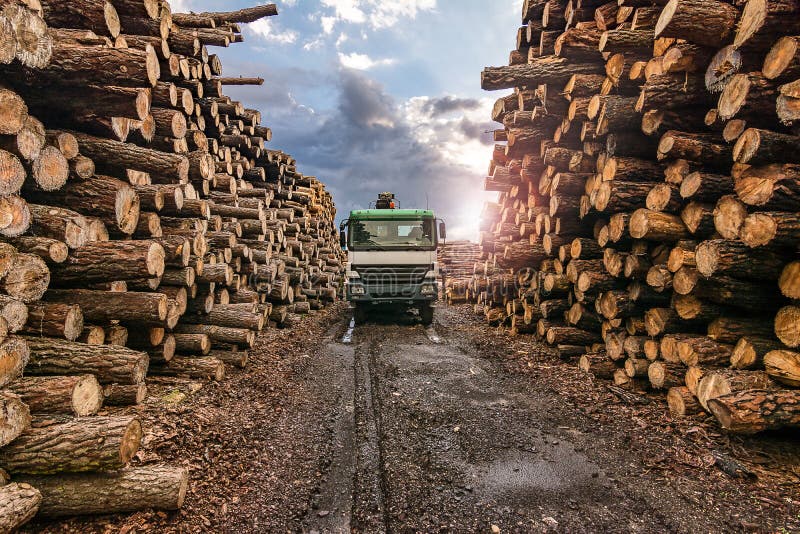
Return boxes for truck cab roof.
[349,209,435,220]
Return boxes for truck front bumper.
[347,282,438,305]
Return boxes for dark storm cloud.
[422,95,481,117]
[224,65,487,235]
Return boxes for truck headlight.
[350,286,366,295]
[421,285,435,295]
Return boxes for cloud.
[338,52,396,70]
[421,95,482,117]
[318,0,437,32]
[238,69,494,239]
[246,18,298,44]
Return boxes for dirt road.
[33,305,800,533]
[301,308,799,533]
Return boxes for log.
[71,131,188,182]
[0,415,141,474]
[173,323,255,347]
[731,336,783,369]
[21,302,83,341]
[697,369,775,410]
[150,356,225,381]
[775,306,800,348]
[654,0,739,47]
[734,163,800,211]
[24,337,148,384]
[50,240,164,285]
[103,382,147,406]
[733,128,800,164]
[579,352,617,379]
[648,361,684,389]
[0,483,40,532]
[481,56,605,91]
[7,375,103,416]
[27,175,140,235]
[667,386,703,416]
[708,389,800,433]
[695,239,785,280]
[780,261,800,299]
[741,211,800,248]
[44,289,168,325]
[17,465,187,517]
[677,337,734,366]
[0,252,49,303]
[764,350,800,387]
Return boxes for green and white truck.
[340,193,446,325]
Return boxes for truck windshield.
[349,218,436,250]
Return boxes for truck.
[340,193,446,325]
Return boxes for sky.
[170,0,520,239]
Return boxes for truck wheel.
[420,304,434,325]
[353,305,368,325]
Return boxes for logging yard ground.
[27,305,800,533]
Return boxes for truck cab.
[340,197,445,325]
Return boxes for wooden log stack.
[439,240,482,304]
[472,0,800,435]
[0,0,345,526]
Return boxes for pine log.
[579,352,617,379]
[763,350,800,387]
[71,131,188,182]
[677,337,734,366]
[697,369,775,411]
[19,465,188,516]
[667,386,703,416]
[654,0,739,47]
[103,382,147,406]
[763,35,800,81]
[7,375,102,416]
[24,337,148,384]
[708,389,800,433]
[44,289,167,325]
[648,361,684,389]
[775,306,800,348]
[481,56,604,91]
[50,240,164,285]
[695,239,785,280]
[733,128,800,164]
[0,483,40,532]
[0,252,48,303]
[0,415,141,474]
[21,302,82,341]
[150,355,224,381]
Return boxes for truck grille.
[354,265,430,297]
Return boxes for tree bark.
[18,465,188,516]
[0,415,141,474]
[667,386,703,416]
[677,336,734,367]
[7,375,103,416]
[21,302,83,341]
[0,483,40,532]
[150,355,225,381]
[50,240,164,286]
[44,289,168,325]
[654,0,739,47]
[709,389,800,434]
[697,369,775,410]
[24,336,148,384]
[71,131,188,183]
[481,56,604,91]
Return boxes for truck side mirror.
[340,230,347,249]
[439,222,447,240]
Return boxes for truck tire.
[353,304,368,325]
[420,303,434,325]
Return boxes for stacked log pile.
[439,240,482,304]
[473,0,800,434]
[0,0,344,526]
